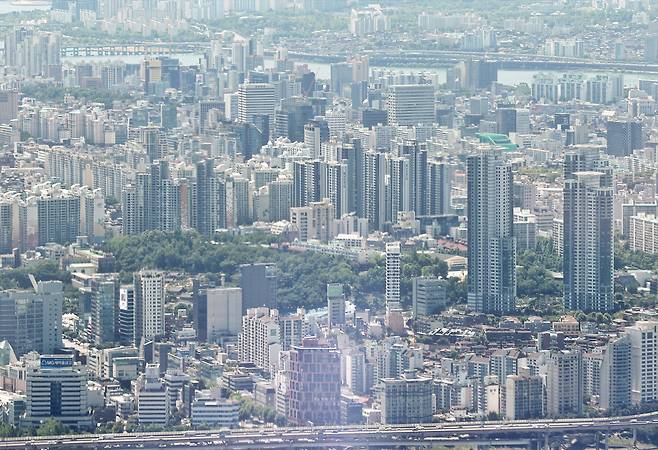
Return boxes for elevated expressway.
[57,43,658,74]
[287,48,658,73]
[1,412,657,449]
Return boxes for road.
[1,413,656,449]
[287,49,658,73]
[56,43,658,73]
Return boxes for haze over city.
[2,0,658,449]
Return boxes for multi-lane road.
[56,42,658,74]
[287,48,658,72]
[1,413,657,449]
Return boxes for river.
[0,1,50,14]
[293,60,658,88]
[59,53,658,88]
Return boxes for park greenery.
[20,83,134,108]
[232,394,286,427]
[516,238,562,300]
[4,233,650,320]
[0,260,71,290]
[207,13,347,40]
[615,239,658,271]
[104,230,463,311]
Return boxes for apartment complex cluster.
[4,0,658,434]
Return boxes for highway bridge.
[288,49,658,73]
[57,43,658,74]
[0,413,656,450]
[60,42,210,57]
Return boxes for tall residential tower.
[466,147,516,314]
[563,146,614,312]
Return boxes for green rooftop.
[476,133,518,151]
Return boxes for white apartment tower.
[544,350,583,417]
[599,335,631,411]
[238,307,281,376]
[134,270,165,344]
[385,242,401,308]
[625,321,658,405]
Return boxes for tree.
[104,231,447,313]
[36,419,70,437]
[0,260,71,290]
[0,423,17,438]
[446,277,467,304]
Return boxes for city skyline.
[2,0,658,449]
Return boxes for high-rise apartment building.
[563,147,614,312]
[279,311,309,353]
[4,28,61,79]
[625,321,658,405]
[0,200,12,254]
[544,350,583,417]
[599,335,631,411]
[268,179,293,222]
[350,5,388,36]
[363,151,386,230]
[133,270,165,345]
[385,242,401,308]
[504,374,544,420]
[226,175,251,226]
[513,208,538,252]
[628,213,658,254]
[290,199,333,242]
[391,140,428,218]
[467,147,516,314]
[387,156,410,222]
[122,161,181,235]
[32,187,81,246]
[292,159,324,208]
[380,371,432,424]
[238,307,281,375]
[188,159,226,235]
[325,162,349,219]
[427,160,452,215]
[0,90,18,125]
[304,118,330,159]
